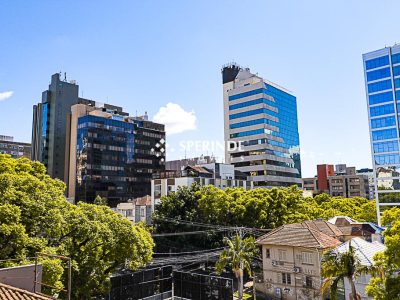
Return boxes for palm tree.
[321,242,363,300]
[216,233,257,300]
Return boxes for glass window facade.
[229,97,274,110]
[368,91,393,105]
[369,103,395,117]
[224,64,301,188]
[41,103,49,165]
[373,141,399,153]
[365,55,389,70]
[364,47,400,221]
[372,128,398,141]
[367,67,391,82]
[375,154,400,165]
[370,116,396,129]
[75,114,165,207]
[392,53,400,64]
[368,79,392,93]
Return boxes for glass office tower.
[222,63,301,188]
[74,111,165,207]
[363,45,400,224]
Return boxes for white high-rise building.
[363,45,400,224]
[222,63,302,188]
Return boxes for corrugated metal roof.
[332,237,386,266]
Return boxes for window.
[369,104,394,117]
[368,79,392,93]
[278,249,287,261]
[392,53,400,65]
[301,252,313,264]
[370,116,396,129]
[140,207,146,218]
[375,154,400,165]
[365,55,389,70]
[372,128,397,141]
[373,141,399,153]
[367,67,391,82]
[282,273,291,285]
[369,91,393,105]
[305,276,313,288]
[265,248,271,259]
[394,65,400,77]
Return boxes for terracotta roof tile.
[285,219,344,238]
[0,283,53,300]
[256,224,341,249]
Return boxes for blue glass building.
[74,111,165,207]
[363,45,400,223]
[222,64,302,187]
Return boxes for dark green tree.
[0,154,154,299]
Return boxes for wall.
[0,264,42,292]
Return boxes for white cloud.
[153,102,197,135]
[0,91,13,102]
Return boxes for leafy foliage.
[366,208,400,299]
[216,234,258,300]
[154,184,377,231]
[321,242,364,300]
[0,154,154,299]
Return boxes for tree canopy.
[0,154,154,299]
[366,208,400,299]
[154,183,377,231]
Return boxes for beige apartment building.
[302,164,371,199]
[255,221,341,300]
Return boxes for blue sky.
[1,1,400,177]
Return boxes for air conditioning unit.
[293,267,302,273]
[283,288,291,294]
[271,260,278,266]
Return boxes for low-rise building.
[302,164,370,199]
[0,135,31,159]
[331,237,386,300]
[356,168,375,200]
[151,163,253,208]
[165,155,216,171]
[328,216,384,243]
[115,195,152,224]
[255,221,341,300]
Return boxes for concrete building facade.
[302,164,370,199]
[222,63,302,188]
[255,220,341,300]
[0,135,31,159]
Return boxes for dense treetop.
[0,154,154,299]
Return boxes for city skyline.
[2,1,400,177]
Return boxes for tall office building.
[32,73,95,181]
[32,73,165,206]
[363,45,400,223]
[222,63,301,187]
[68,104,165,206]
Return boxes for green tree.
[0,154,154,299]
[321,242,363,300]
[94,194,108,206]
[216,233,258,300]
[366,208,400,299]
